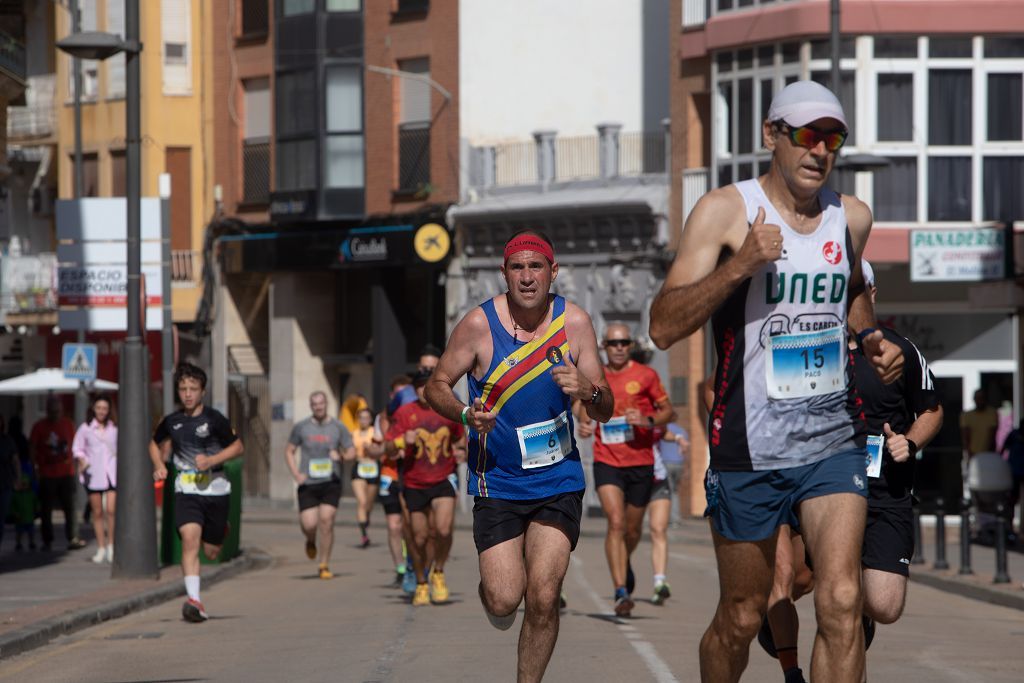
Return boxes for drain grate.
[105,632,164,640]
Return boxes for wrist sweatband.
[856,327,877,342]
[460,405,470,427]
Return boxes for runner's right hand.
[736,206,783,273]
[294,472,308,485]
[153,464,167,481]
[576,414,595,439]
[468,398,497,434]
[404,430,419,447]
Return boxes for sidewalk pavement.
[2,501,1022,661]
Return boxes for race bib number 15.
[765,327,844,399]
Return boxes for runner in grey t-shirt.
[284,391,354,579]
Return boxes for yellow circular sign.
[414,223,451,263]
[625,381,642,395]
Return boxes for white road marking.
[570,557,679,683]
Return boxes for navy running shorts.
[704,447,868,542]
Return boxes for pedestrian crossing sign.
[62,343,98,382]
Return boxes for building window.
[111,150,126,197]
[66,0,99,101]
[928,70,972,145]
[162,0,192,94]
[324,65,364,188]
[982,157,1024,221]
[327,0,361,10]
[275,70,317,191]
[873,158,917,222]
[243,78,271,204]
[877,74,913,142]
[987,74,1022,141]
[70,153,100,197]
[241,0,270,36]
[398,58,431,192]
[106,0,125,99]
[928,157,972,221]
[282,0,314,16]
[396,0,430,13]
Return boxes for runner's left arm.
[555,303,613,423]
[843,195,903,384]
[886,335,944,462]
[197,412,243,470]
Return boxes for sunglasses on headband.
[776,122,848,153]
[603,339,632,348]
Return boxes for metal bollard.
[934,497,949,570]
[911,509,925,565]
[994,502,1011,584]
[959,497,973,575]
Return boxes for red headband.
[503,235,555,264]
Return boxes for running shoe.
[91,547,106,564]
[105,545,114,563]
[613,589,634,618]
[651,581,671,606]
[305,538,316,560]
[68,538,86,550]
[392,571,404,588]
[319,563,333,580]
[430,569,449,603]
[479,583,516,631]
[625,561,635,595]
[182,598,208,623]
[559,592,567,610]
[413,583,431,606]
[360,535,371,549]
[402,568,418,595]
[863,616,876,651]
[783,667,807,683]
[757,615,778,658]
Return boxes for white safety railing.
[682,0,707,28]
[682,167,709,224]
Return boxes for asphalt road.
[1,508,1022,682]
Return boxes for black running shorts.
[593,461,655,507]
[473,490,584,554]
[401,479,456,513]
[650,477,672,502]
[378,480,403,515]
[862,503,914,577]
[297,478,342,511]
[175,492,230,546]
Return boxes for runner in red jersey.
[385,369,466,606]
[577,323,675,617]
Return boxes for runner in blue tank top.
[426,229,612,683]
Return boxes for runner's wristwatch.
[590,385,603,406]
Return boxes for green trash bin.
[160,459,243,566]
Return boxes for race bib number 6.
[765,327,844,399]
[516,411,572,470]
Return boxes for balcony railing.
[398,123,431,193]
[0,252,57,316]
[682,167,709,224]
[171,250,202,285]
[476,128,669,190]
[682,0,708,28]
[8,73,55,139]
[0,29,26,81]
[242,138,271,205]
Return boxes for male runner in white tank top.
[649,81,903,682]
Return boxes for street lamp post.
[57,0,156,579]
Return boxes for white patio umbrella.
[0,368,119,395]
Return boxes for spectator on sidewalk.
[30,396,86,551]
[9,416,37,551]
[1001,418,1024,535]
[961,390,998,459]
[73,395,118,563]
[0,415,19,551]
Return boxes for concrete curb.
[909,570,1024,612]
[0,548,273,661]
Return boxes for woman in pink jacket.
[73,395,117,563]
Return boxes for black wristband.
[906,438,918,456]
[647,416,655,428]
[856,327,878,342]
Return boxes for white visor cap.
[767,80,848,130]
